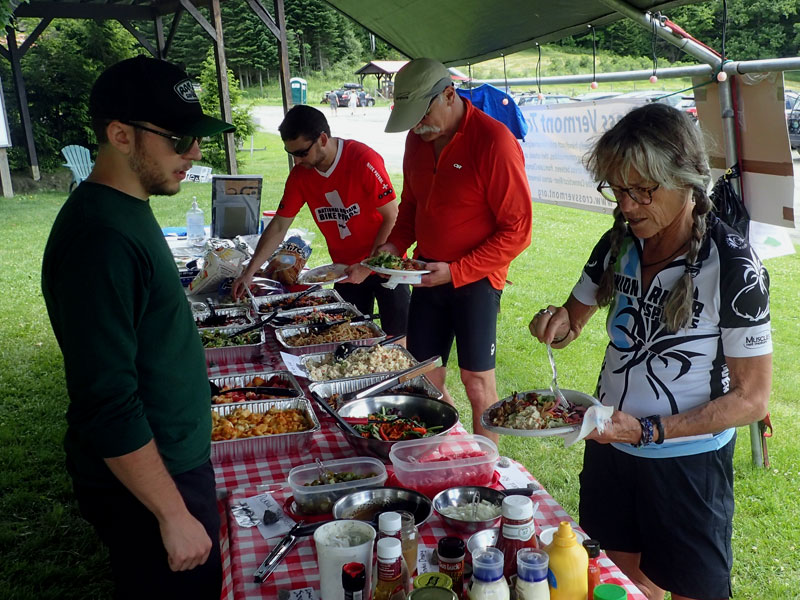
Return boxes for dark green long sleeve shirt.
[42,182,211,488]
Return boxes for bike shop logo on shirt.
[316,191,360,239]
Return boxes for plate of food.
[361,252,430,276]
[296,263,349,285]
[480,388,597,437]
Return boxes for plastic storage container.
[288,456,387,515]
[389,435,498,498]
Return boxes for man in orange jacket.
[379,58,532,441]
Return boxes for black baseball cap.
[89,55,234,137]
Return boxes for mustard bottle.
[544,522,588,600]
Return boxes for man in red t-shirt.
[233,105,409,335]
[377,59,532,441]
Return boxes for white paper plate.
[296,263,348,285]
[480,389,598,438]
[360,259,430,277]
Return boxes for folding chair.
[61,145,94,192]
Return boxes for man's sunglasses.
[122,121,201,154]
[285,135,320,158]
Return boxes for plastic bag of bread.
[262,235,312,285]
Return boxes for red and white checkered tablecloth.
[208,350,646,600]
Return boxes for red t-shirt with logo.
[277,139,396,265]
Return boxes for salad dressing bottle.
[544,522,588,600]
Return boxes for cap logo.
[174,79,199,103]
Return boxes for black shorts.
[579,439,735,599]
[73,461,222,600]
[406,277,501,371]
[334,274,410,336]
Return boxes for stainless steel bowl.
[467,527,499,556]
[332,486,433,526]
[335,394,458,461]
[432,486,504,534]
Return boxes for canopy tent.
[325,0,706,66]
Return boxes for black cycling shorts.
[406,277,501,372]
[579,439,735,599]
[334,274,410,337]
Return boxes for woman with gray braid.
[529,103,771,600]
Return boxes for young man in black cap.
[41,56,234,598]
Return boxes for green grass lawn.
[1,134,798,598]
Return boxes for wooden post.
[209,0,237,175]
[6,28,39,181]
[0,148,13,197]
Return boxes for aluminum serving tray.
[211,397,320,463]
[194,306,254,330]
[269,302,363,328]
[300,343,417,382]
[201,324,266,366]
[210,369,303,405]
[250,289,345,315]
[308,372,443,408]
[275,320,386,355]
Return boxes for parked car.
[573,91,623,101]
[320,84,376,108]
[676,96,697,121]
[614,89,684,109]
[516,93,576,106]
[787,90,800,149]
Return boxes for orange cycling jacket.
[387,99,532,289]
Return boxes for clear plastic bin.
[389,434,498,498]
[288,456,387,515]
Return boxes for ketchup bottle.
[495,495,538,582]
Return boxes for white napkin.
[562,404,614,447]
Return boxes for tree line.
[1,0,798,174]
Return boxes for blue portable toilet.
[290,77,307,105]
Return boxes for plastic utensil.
[261,284,322,326]
[202,297,226,327]
[546,343,570,409]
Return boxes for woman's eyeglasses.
[285,135,320,158]
[597,182,660,205]
[122,121,200,154]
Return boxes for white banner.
[520,98,645,214]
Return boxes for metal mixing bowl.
[335,394,458,461]
[467,527,500,556]
[432,486,504,533]
[332,486,433,526]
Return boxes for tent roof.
[326,0,706,66]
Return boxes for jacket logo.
[453,163,462,169]
[174,79,200,103]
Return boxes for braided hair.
[584,103,712,332]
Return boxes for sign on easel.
[0,75,12,198]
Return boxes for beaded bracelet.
[633,417,655,448]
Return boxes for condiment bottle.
[495,494,538,582]
[583,539,601,599]
[438,536,466,599]
[377,512,412,593]
[186,196,205,246]
[342,562,367,600]
[592,583,628,600]
[467,548,510,600]
[414,572,454,590]
[544,522,588,600]
[399,509,420,576]
[373,537,407,600]
[515,548,550,600]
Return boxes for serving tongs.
[209,382,301,398]
[333,333,404,361]
[253,520,306,583]
[546,343,570,409]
